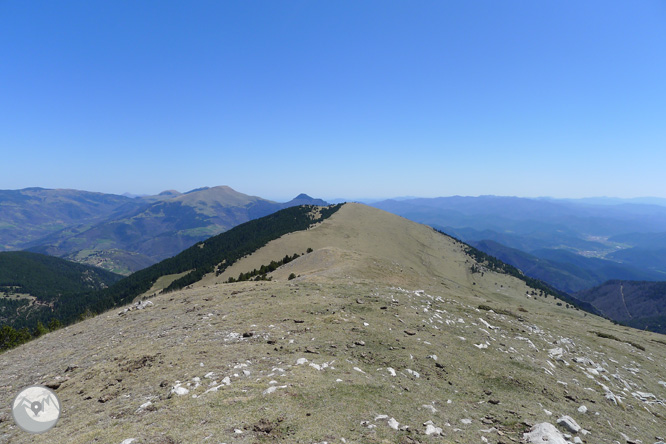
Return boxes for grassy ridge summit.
[0,203,663,443]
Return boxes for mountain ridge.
[0,202,664,443]
[1,186,327,274]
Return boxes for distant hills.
[1,186,327,274]
[0,187,141,250]
[471,240,662,294]
[371,196,666,292]
[576,280,666,333]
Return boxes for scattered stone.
[548,347,565,359]
[355,341,366,346]
[387,367,396,376]
[98,393,116,403]
[296,358,308,365]
[242,332,254,338]
[557,415,581,433]
[387,417,399,430]
[135,401,155,413]
[422,404,437,413]
[43,380,62,390]
[263,386,278,395]
[120,439,136,444]
[577,405,588,414]
[406,369,420,378]
[460,419,472,425]
[523,423,568,444]
[423,420,442,435]
[171,385,189,396]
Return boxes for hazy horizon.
[6,184,666,207]
[2,2,665,199]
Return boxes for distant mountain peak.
[283,194,328,207]
[158,190,181,196]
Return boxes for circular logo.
[11,385,61,434]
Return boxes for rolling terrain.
[0,188,141,251]
[0,204,664,443]
[1,186,326,274]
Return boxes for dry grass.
[0,204,664,443]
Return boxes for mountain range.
[0,186,326,274]
[0,203,664,443]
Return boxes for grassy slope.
[0,204,664,443]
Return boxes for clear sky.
[1,1,665,201]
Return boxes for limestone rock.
[557,415,581,433]
[523,423,568,444]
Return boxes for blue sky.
[1,1,665,201]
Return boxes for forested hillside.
[1,204,342,352]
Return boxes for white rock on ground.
[406,369,420,378]
[120,440,136,444]
[577,405,587,414]
[421,404,437,413]
[557,415,581,433]
[523,423,568,444]
[171,385,189,396]
[387,418,399,430]
[423,420,442,435]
